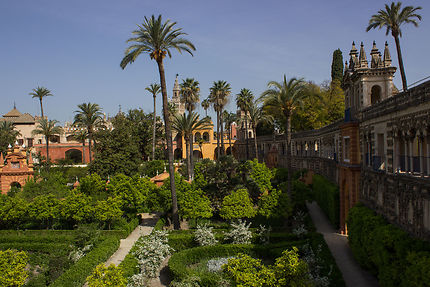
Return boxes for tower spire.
[383,41,392,67]
[349,41,359,69]
[359,42,368,68]
[370,41,382,68]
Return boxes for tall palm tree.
[73,103,104,163]
[146,83,161,161]
[201,98,210,117]
[172,112,210,179]
[120,15,195,230]
[209,81,231,159]
[366,2,422,91]
[32,118,63,164]
[247,101,273,160]
[236,88,254,160]
[71,128,88,164]
[180,78,200,113]
[0,121,21,156]
[29,86,53,118]
[223,111,237,155]
[261,75,307,194]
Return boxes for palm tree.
[366,2,422,91]
[146,83,161,161]
[120,15,195,230]
[71,128,88,164]
[0,121,21,156]
[236,88,254,160]
[223,111,237,155]
[209,81,231,159]
[201,98,210,117]
[261,75,307,194]
[73,103,104,163]
[180,78,200,113]
[247,101,273,160]
[32,118,63,164]
[172,112,210,179]
[29,86,53,118]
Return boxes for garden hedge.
[51,236,120,287]
[347,204,430,287]
[312,174,339,227]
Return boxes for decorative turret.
[0,152,4,167]
[370,41,383,68]
[173,74,180,98]
[27,153,33,168]
[359,42,368,68]
[170,74,185,115]
[383,41,392,67]
[349,42,359,69]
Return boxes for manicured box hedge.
[51,236,120,287]
[312,174,339,227]
[347,204,430,287]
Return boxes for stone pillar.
[419,137,424,176]
[393,137,398,173]
[409,137,414,174]
[427,139,430,176]
[405,140,409,173]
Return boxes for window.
[27,138,33,147]
[343,136,350,162]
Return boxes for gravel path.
[306,201,379,287]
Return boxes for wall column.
[419,136,424,176]
[427,138,430,176]
[405,140,409,173]
[409,137,414,174]
[393,137,398,173]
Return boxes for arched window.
[203,132,210,142]
[194,132,201,142]
[371,85,381,105]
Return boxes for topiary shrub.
[219,189,256,220]
[87,263,126,287]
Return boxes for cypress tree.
[331,49,344,82]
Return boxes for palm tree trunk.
[88,132,92,163]
[245,112,249,160]
[82,142,86,164]
[45,136,49,163]
[394,35,408,91]
[40,99,44,118]
[253,127,258,160]
[189,133,194,179]
[229,126,232,154]
[216,110,220,159]
[220,109,225,155]
[185,136,191,180]
[157,59,180,230]
[285,115,292,195]
[152,95,157,160]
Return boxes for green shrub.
[219,189,256,220]
[87,263,126,287]
[347,204,430,287]
[51,236,120,287]
[0,249,28,287]
[312,174,339,227]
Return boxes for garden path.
[306,201,379,287]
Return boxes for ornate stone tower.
[342,41,397,119]
[171,74,185,115]
[0,143,34,193]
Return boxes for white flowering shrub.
[224,220,252,244]
[293,210,306,223]
[207,257,235,272]
[68,244,93,262]
[170,276,201,287]
[301,243,330,287]
[292,210,308,238]
[256,225,272,244]
[128,230,173,286]
[292,224,308,238]
[194,224,218,246]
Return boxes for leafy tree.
[209,81,231,158]
[73,102,104,162]
[220,189,256,220]
[28,194,60,229]
[20,171,69,200]
[172,112,210,179]
[0,249,28,287]
[87,263,126,287]
[178,188,212,220]
[108,174,145,214]
[29,86,52,118]
[273,247,312,286]
[0,121,20,156]
[331,49,344,82]
[78,173,107,199]
[32,118,63,164]
[145,83,161,161]
[94,197,123,229]
[366,2,422,91]
[258,189,292,219]
[60,191,94,225]
[0,195,28,228]
[247,101,273,159]
[139,160,165,177]
[120,15,196,230]
[261,76,309,194]
[242,159,274,197]
[89,113,143,178]
[236,88,254,160]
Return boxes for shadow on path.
[306,201,379,287]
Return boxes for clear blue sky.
[1,0,429,124]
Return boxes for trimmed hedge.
[51,236,120,287]
[312,174,339,227]
[347,204,430,287]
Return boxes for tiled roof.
[1,109,35,124]
[3,108,22,117]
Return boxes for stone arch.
[194,132,201,142]
[248,131,253,138]
[193,150,203,160]
[10,182,21,189]
[203,132,210,142]
[65,149,82,163]
[371,85,381,105]
[174,148,183,160]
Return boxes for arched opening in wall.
[214,147,223,160]
[65,149,83,163]
[174,133,182,145]
[49,135,60,143]
[203,132,210,142]
[371,85,381,105]
[194,132,201,142]
[193,150,203,160]
[10,182,21,189]
[226,147,232,155]
[174,148,183,160]
[248,131,253,138]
